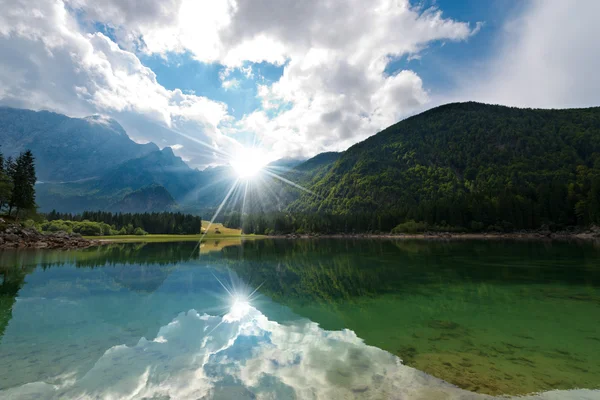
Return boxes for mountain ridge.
[289,101,600,230]
[0,107,159,181]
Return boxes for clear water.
[0,239,599,399]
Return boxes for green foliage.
[133,227,148,236]
[391,220,426,234]
[7,150,36,217]
[289,102,600,231]
[41,220,74,233]
[0,173,12,211]
[44,211,202,235]
[40,219,114,236]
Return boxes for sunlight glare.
[227,295,252,321]
[229,147,268,179]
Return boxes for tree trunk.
[8,204,12,216]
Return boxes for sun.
[229,147,268,179]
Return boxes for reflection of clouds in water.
[1,307,598,400]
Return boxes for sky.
[0,0,598,168]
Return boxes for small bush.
[41,220,73,233]
[392,220,427,234]
[133,227,147,236]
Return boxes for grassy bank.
[85,234,264,243]
[83,222,262,242]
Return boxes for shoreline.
[0,225,104,250]
[267,230,600,241]
[3,229,599,249]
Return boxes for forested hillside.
[288,102,600,232]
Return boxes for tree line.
[45,210,202,235]
[0,148,36,218]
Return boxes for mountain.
[290,102,600,230]
[36,147,201,213]
[95,147,200,201]
[0,107,158,181]
[267,157,306,172]
[287,152,340,187]
[112,184,177,213]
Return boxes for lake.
[0,239,599,399]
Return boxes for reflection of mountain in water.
[221,239,600,304]
[218,239,600,395]
[1,240,599,397]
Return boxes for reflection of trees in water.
[1,239,599,341]
[220,239,600,306]
[0,265,33,340]
[0,242,201,270]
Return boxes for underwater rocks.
[0,225,100,249]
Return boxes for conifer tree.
[0,149,12,212]
[9,150,36,218]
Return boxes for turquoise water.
[0,240,599,399]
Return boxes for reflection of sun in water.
[211,272,263,323]
[229,147,268,179]
[227,295,252,321]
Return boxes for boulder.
[4,234,19,242]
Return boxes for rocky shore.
[0,224,101,250]
[273,226,600,240]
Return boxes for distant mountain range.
[3,103,600,230]
[0,107,314,214]
[0,108,158,182]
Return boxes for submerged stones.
[428,320,461,330]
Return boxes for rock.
[4,234,19,242]
[53,231,70,239]
[1,224,102,250]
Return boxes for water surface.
[0,239,599,399]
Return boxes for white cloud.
[449,0,600,109]
[4,0,598,164]
[221,78,240,90]
[0,0,232,167]
[60,0,479,159]
[1,305,595,399]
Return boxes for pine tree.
[588,176,600,225]
[9,151,36,218]
[5,157,16,215]
[0,150,11,212]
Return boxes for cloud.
[449,0,600,109]
[221,78,240,90]
[1,305,596,399]
[4,0,598,164]
[60,0,480,159]
[0,0,233,167]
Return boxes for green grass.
[84,234,264,243]
[83,221,260,243]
